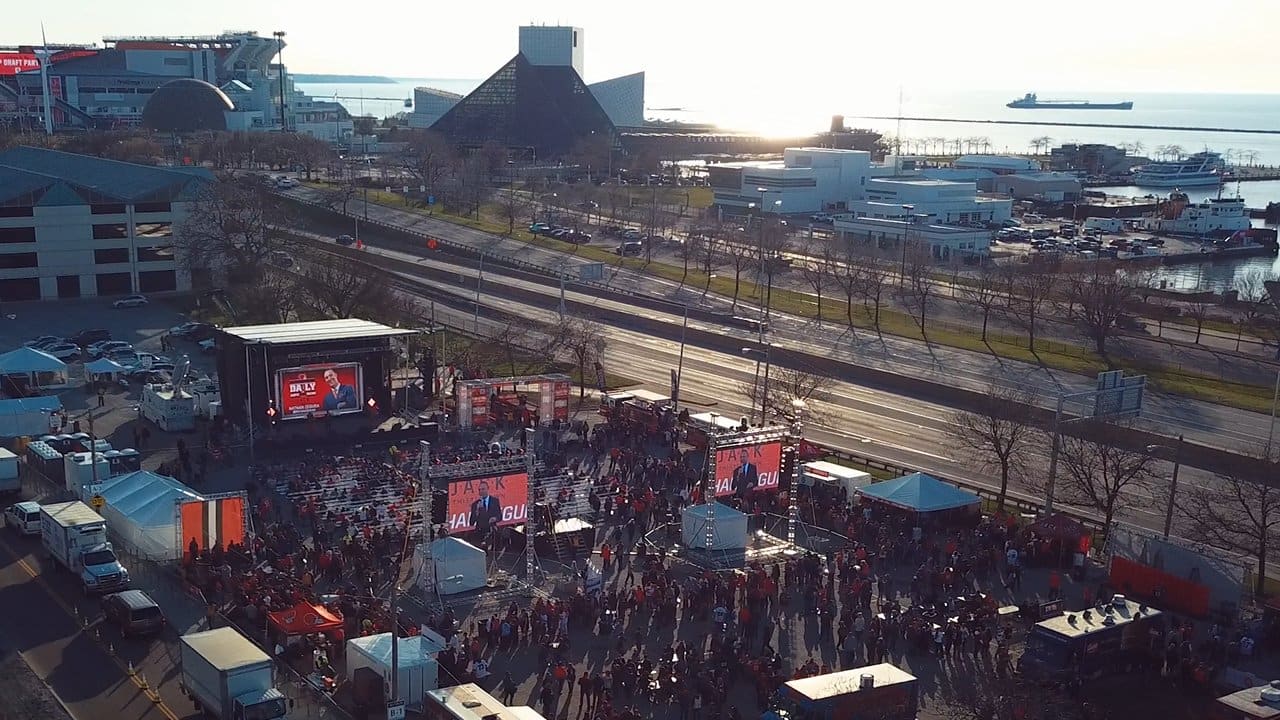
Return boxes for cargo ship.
[1006,93,1133,110]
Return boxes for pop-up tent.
[0,346,68,389]
[429,536,487,595]
[96,470,205,560]
[857,472,980,515]
[682,502,748,550]
[0,396,61,437]
[268,601,343,637]
[84,357,129,383]
[346,632,443,707]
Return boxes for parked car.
[43,343,82,361]
[187,324,218,342]
[549,228,572,239]
[621,229,643,240]
[24,335,63,349]
[616,241,643,257]
[109,351,141,368]
[198,338,217,354]
[168,322,202,336]
[335,234,355,246]
[5,502,41,536]
[113,294,148,309]
[566,231,592,244]
[101,590,164,636]
[72,329,111,347]
[88,341,132,359]
[601,225,622,236]
[809,213,833,223]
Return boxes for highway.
[282,184,1279,455]
[337,237,1214,536]
[0,524,190,720]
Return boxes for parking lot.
[2,296,216,457]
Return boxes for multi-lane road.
[319,234,1209,536]
[0,522,191,720]
[282,184,1279,455]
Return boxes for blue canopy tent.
[856,472,980,515]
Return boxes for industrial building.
[989,172,1082,202]
[832,215,992,261]
[0,146,209,301]
[0,32,351,142]
[851,178,1012,226]
[412,25,645,150]
[1049,143,1132,175]
[708,148,895,215]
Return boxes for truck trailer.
[39,500,129,594]
[1019,594,1165,681]
[180,627,287,720]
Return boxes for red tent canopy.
[267,601,343,636]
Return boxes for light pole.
[898,204,914,287]
[674,304,689,411]
[742,346,770,424]
[272,31,288,133]
[1146,435,1183,539]
[1268,367,1279,455]
[474,253,484,333]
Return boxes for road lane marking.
[0,535,180,720]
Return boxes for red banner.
[0,53,39,76]
[276,363,364,420]
[714,441,783,497]
[446,473,528,533]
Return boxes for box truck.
[39,500,129,594]
[0,447,20,495]
[180,627,288,720]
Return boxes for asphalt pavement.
[282,184,1278,455]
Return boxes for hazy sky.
[6,0,1278,97]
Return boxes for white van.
[1022,213,1044,224]
[5,501,41,536]
[802,461,873,496]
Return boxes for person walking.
[500,672,517,704]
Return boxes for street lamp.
[742,345,771,423]
[1146,435,1183,539]
[899,204,915,287]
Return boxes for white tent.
[84,357,129,383]
[681,502,748,551]
[429,536,487,595]
[0,396,62,437]
[346,633,443,707]
[95,470,204,560]
[0,347,68,388]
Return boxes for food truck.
[1019,594,1165,681]
[684,411,742,450]
[772,664,919,720]
[599,389,671,430]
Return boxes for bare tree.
[293,254,404,320]
[900,241,936,334]
[1065,262,1136,353]
[229,270,299,325]
[286,134,333,180]
[559,317,609,400]
[175,176,293,284]
[724,235,755,310]
[830,243,862,332]
[1183,299,1213,343]
[498,183,532,235]
[855,251,892,330]
[798,251,834,323]
[397,130,454,197]
[695,233,724,295]
[948,381,1040,512]
[960,262,1004,342]
[736,364,832,423]
[1005,257,1060,350]
[1177,449,1280,596]
[1049,427,1156,548]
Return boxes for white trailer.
[180,627,287,720]
[39,500,129,594]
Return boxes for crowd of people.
[164,393,1254,720]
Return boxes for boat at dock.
[1143,192,1251,237]
[1005,93,1133,110]
[1132,152,1225,188]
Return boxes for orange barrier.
[179,495,246,561]
[1109,556,1210,618]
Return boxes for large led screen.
[276,363,364,419]
[446,472,529,534]
[714,441,783,497]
